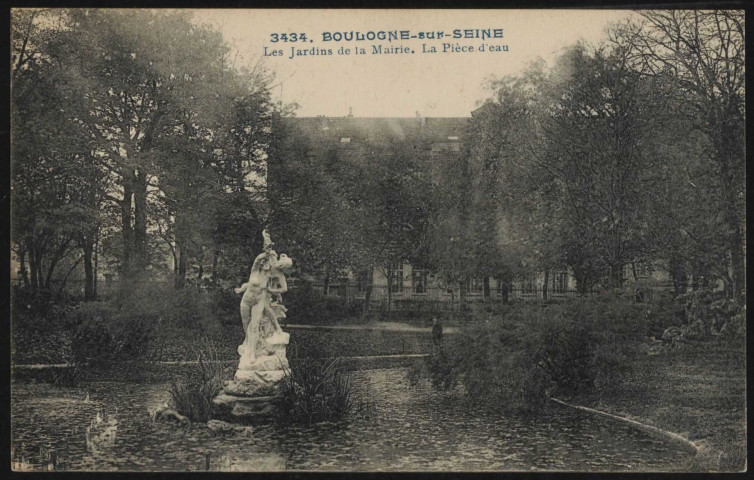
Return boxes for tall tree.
[12,9,107,298]
[616,10,745,296]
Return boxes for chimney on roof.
[348,107,353,118]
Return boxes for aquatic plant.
[279,357,366,424]
[168,337,231,423]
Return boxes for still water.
[11,368,691,472]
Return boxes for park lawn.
[567,339,746,472]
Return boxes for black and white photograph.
[8,7,746,472]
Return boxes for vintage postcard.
[9,8,746,472]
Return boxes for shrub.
[675,290,743,338]
[210,287,241,318]
[642,294,683,338]
[417,297,650,411]
[168,338,231,423]
[69,301,155,370]
[165,286,217,331]
[279,357,366,424]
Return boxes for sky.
[193,9,635,118]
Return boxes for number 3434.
[270,33,309,42]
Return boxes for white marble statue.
[214,229,294,421]
[234,230,292,363]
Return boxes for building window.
[389,263,404,294]
[469,277,484,295]
[340,137,351,144]
[635,261,653,278]
[412,269,428,294]
[553,271,567,294]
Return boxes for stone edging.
[549,397,699,455]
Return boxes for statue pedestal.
[212,332,290,425]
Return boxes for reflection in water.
[86,408,119,454]
[211,453,286,471]
[11,368,693,472]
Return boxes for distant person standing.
[432,317,443,350]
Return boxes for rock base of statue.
[212,331,290,425]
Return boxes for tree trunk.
[501,279,510,305]
[174,241,187,289]
[386,269,393,315]
[28,242,38,291]
[575,270,590,296]
[19,248,29,288]
[83,241,95,301]
[56,255,84,301]
[34,249,44,293]
[93,230,98,299]
[211,250,219,283]
[362,283,373,320]
[483,276,490,300]
[132,171,149,273]
[608,263,624,289]
[542,270,549,301]
[669,256,687,296]
[459,278,468,310]
[714,114,745,298]
[121,182,134,276]
[728,221,745,299]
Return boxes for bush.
[642,294,683,338]
[279,357,366,424]
[168,338,231,423]
[69,301,155,370]
[676,290,743,337]
[417,297,650,411]
[210,287,241,318]
[69,283,223,367]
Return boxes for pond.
[11,368,692,472]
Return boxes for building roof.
[287,116,469,144]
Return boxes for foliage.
[642,294,683,339]
[279,357,365,425]
[168,338,231,423]
[462,13,745,302]
[11,9,287,295]
[63,282,228,374]
[675,290,744,338]
[616,11,746,296]
[69,301,155,370]
[269,123,439,314]
[284,283,363,325]
[419,298,651,411]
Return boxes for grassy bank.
[566,339,746,472]
[12,318,433,365]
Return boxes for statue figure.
[213,229,294,422]
[234,230,292,362]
